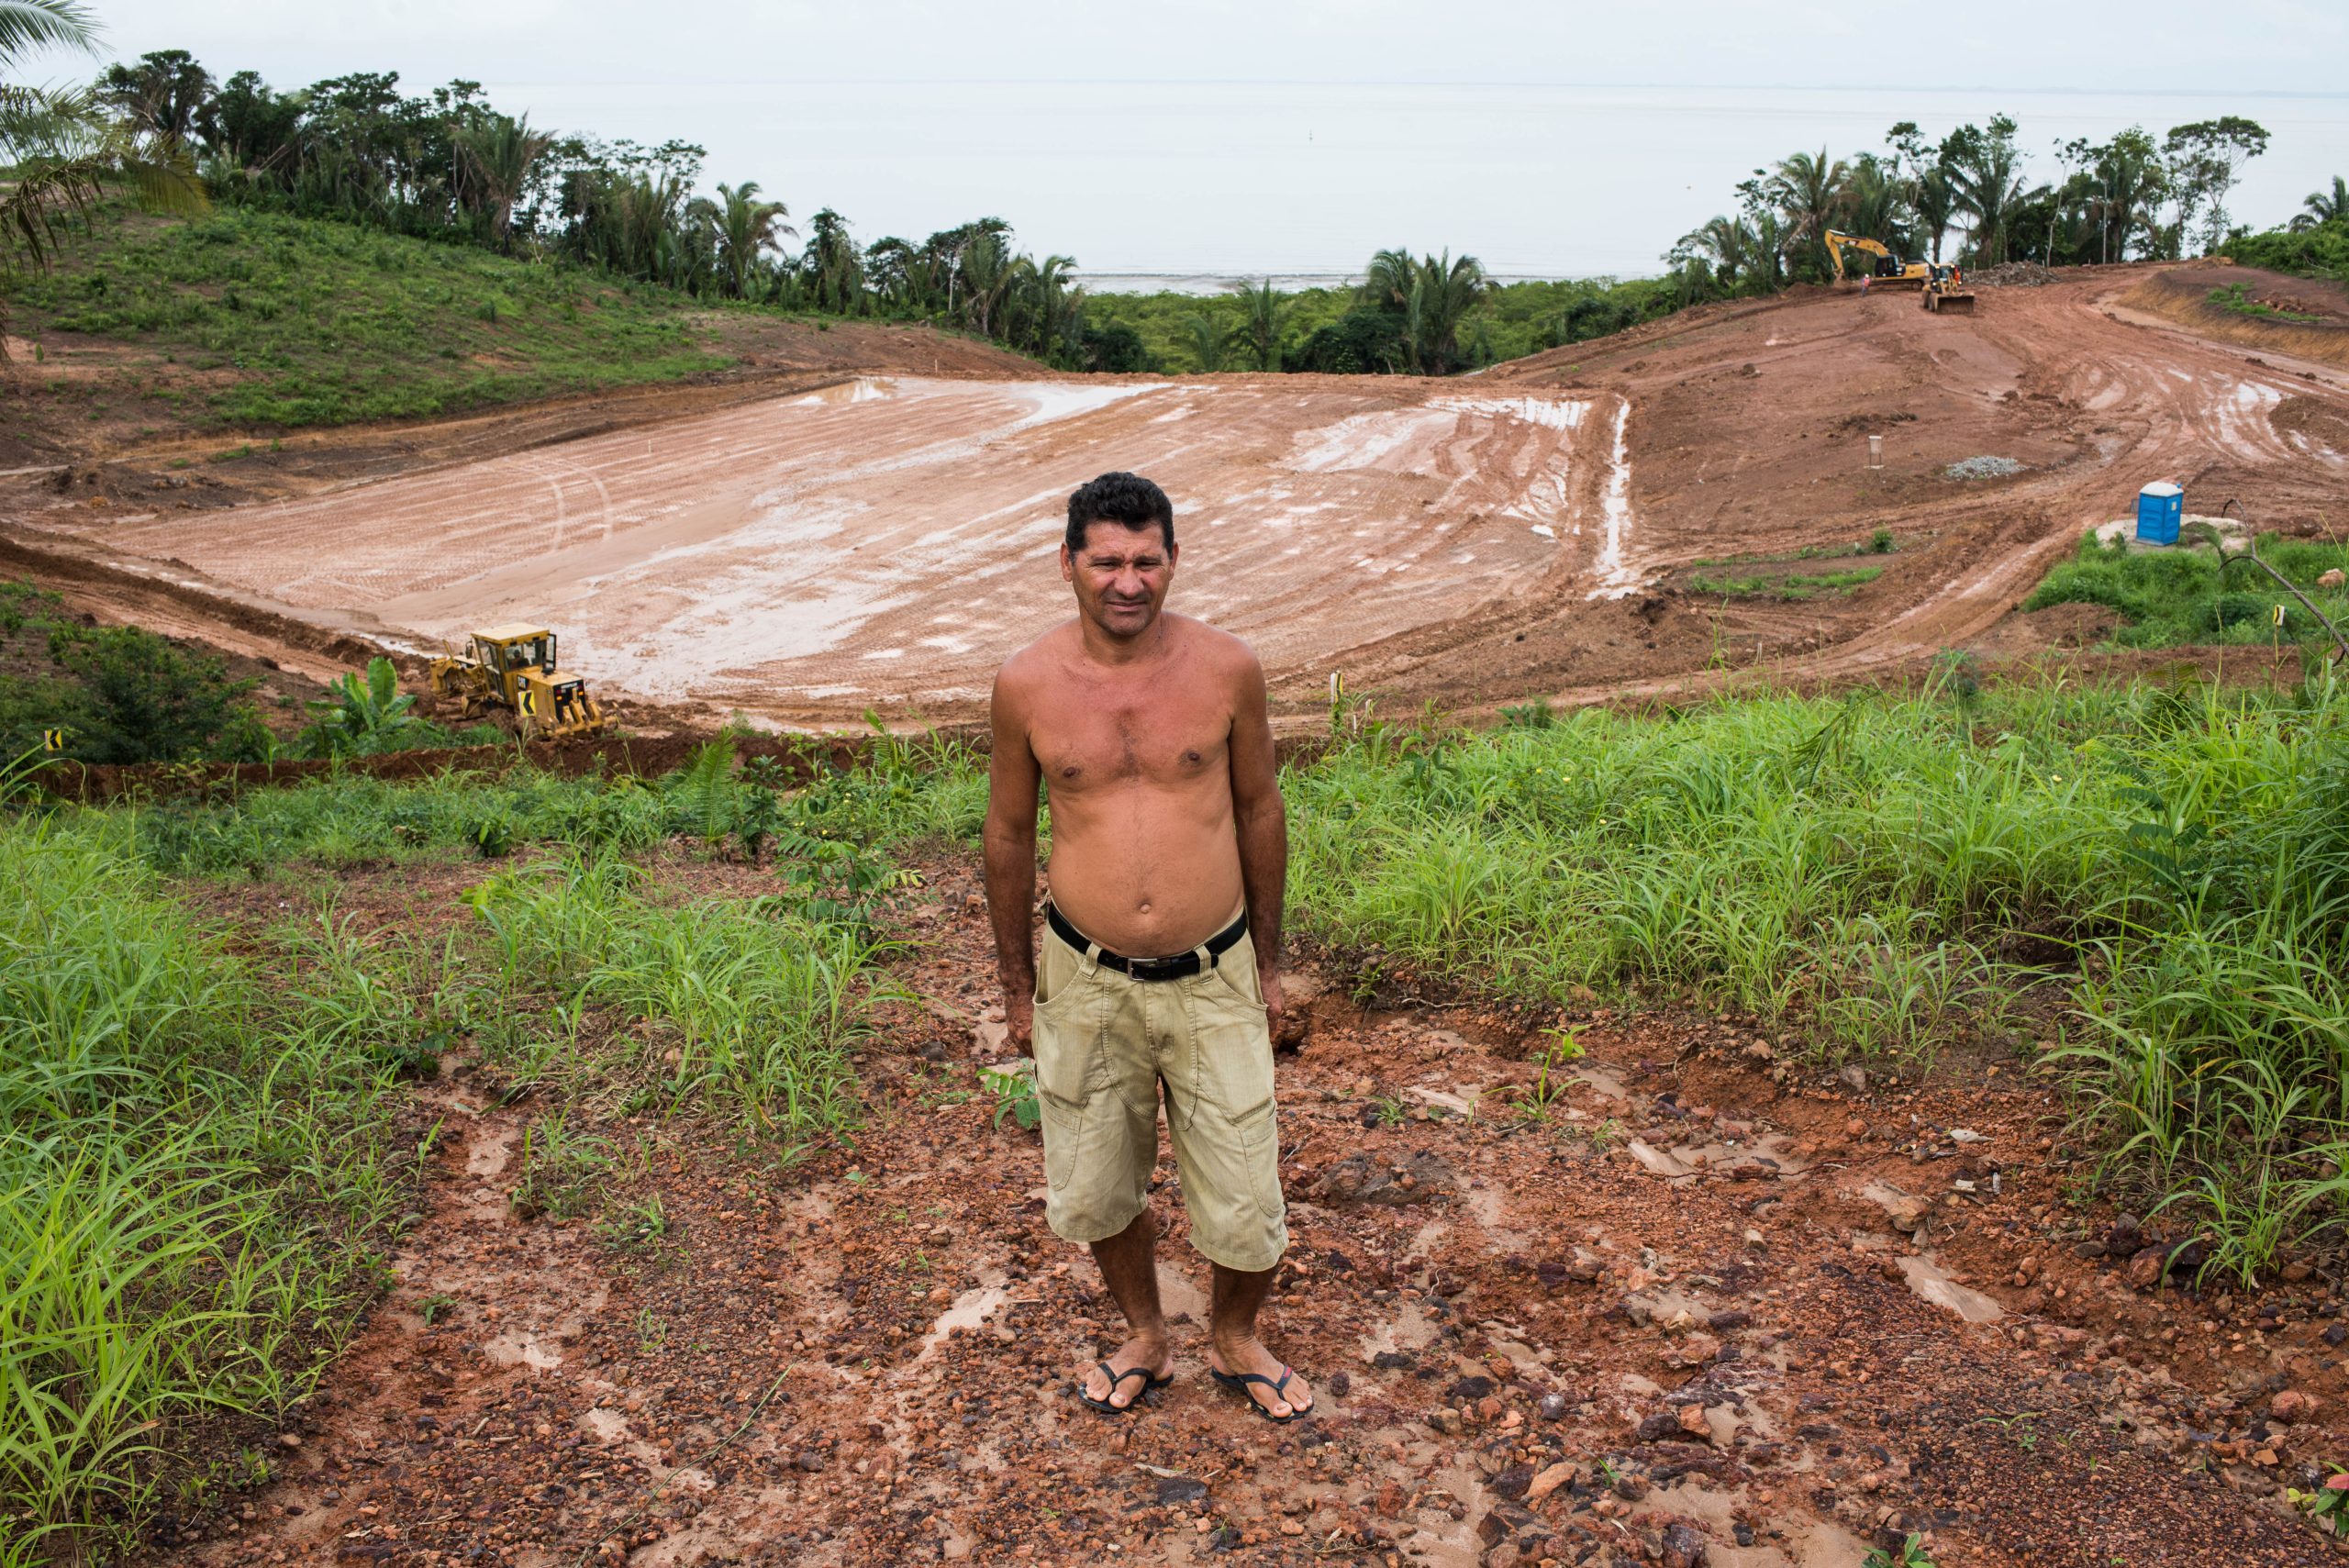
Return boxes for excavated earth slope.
[5,263,2346,726]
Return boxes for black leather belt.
[1046,903,1248,982]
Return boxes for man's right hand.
[1005,990,1035,1052]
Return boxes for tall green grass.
[0,816,417,1559]
[2026,530,2349,649]
[462,854,895,1138]
[1292,672,2349,1282]
[0,734,986,1558]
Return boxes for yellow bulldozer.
[1920,263,1976,315]
[1825,229,1929,291]
[428,625,610,740]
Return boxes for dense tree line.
[55,46,1679,378]
[61,48,1149,369]
[1670,113,2281,299]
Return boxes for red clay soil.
[161,851,2349,1568]
[6,264,2347,732]
[2114,264,2349,366]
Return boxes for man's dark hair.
[1064,472,1174,555]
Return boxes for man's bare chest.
[1033,698,1231,791]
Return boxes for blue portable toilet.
[2136,482,2183,546]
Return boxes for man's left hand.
[1262,964,1301,1049]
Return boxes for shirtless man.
[984,471,1311,1423]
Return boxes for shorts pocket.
[1032,1001,1100,1195]
[1038,1088,1085,1192]
[1208,955,1268,1014]
[1235,1102,1286,1221]
[1034,952,1099,1021]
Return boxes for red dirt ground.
[156,849,2349,1568]
[6,263,2344,734]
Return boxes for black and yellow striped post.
[42,728,66,753]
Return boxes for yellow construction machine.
[428,625,610,740]
[1920,264,1976,315]
[1824,229,1929,291]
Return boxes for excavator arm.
[1823,229,1894,284]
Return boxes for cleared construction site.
[9,262,2345,732]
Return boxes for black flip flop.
[1076,1361,1173,1416]
[1209,1363,1312,1423]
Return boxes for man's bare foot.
[1081,1333,1174,1410]
[1207,1334,1313,1419]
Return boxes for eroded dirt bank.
[164,852,2348,1568]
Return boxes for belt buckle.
[1130,954,1188,982]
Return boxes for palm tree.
[2084,130,2166,263]
[1681,215,1761,295]
[1227,278,1289,372]
[1771,146,1850,275]
[1947,126,2043,266]
[1362,248,1417,311]
[1911,166,1958,262]
[1182,313,1229,373]
[1008,251,1081,358]
[1409,250,1488,374]
[1359,250,1487,373]
[2299,175,2347,230]
[1,0,207,351]
[1838,155,1911,262]
[453,112,551,250]
[801,207,862,313]
[714,180,791,299]
[958,229,1015,337]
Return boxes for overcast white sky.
[23,2,2349,277]
[26,0,2347,95]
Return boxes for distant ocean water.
[485,81,2349,283]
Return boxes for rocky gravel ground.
[163,853,2349,1568]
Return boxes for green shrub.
[2024,530,2348,650]
[44,624,266,765]
[2223,219,2349,284]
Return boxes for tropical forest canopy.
[6,32,2341,379]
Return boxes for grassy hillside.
[6,206,738,428]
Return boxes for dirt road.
[171,851,2344,1568]
[6,265,2345,727]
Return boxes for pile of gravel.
[1945,455,2026,480]
[1972,261,2057,288]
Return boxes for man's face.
[1062,521,1176,639]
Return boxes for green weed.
[979,1062,1041,1131]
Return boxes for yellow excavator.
[1920,263,1976,316]
[1824,229,1930,291]
[428,625,610,740]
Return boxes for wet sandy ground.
[20,376,1631,720]
[165,856,2348,1568]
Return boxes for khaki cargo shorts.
[1030,912,1288,1273]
